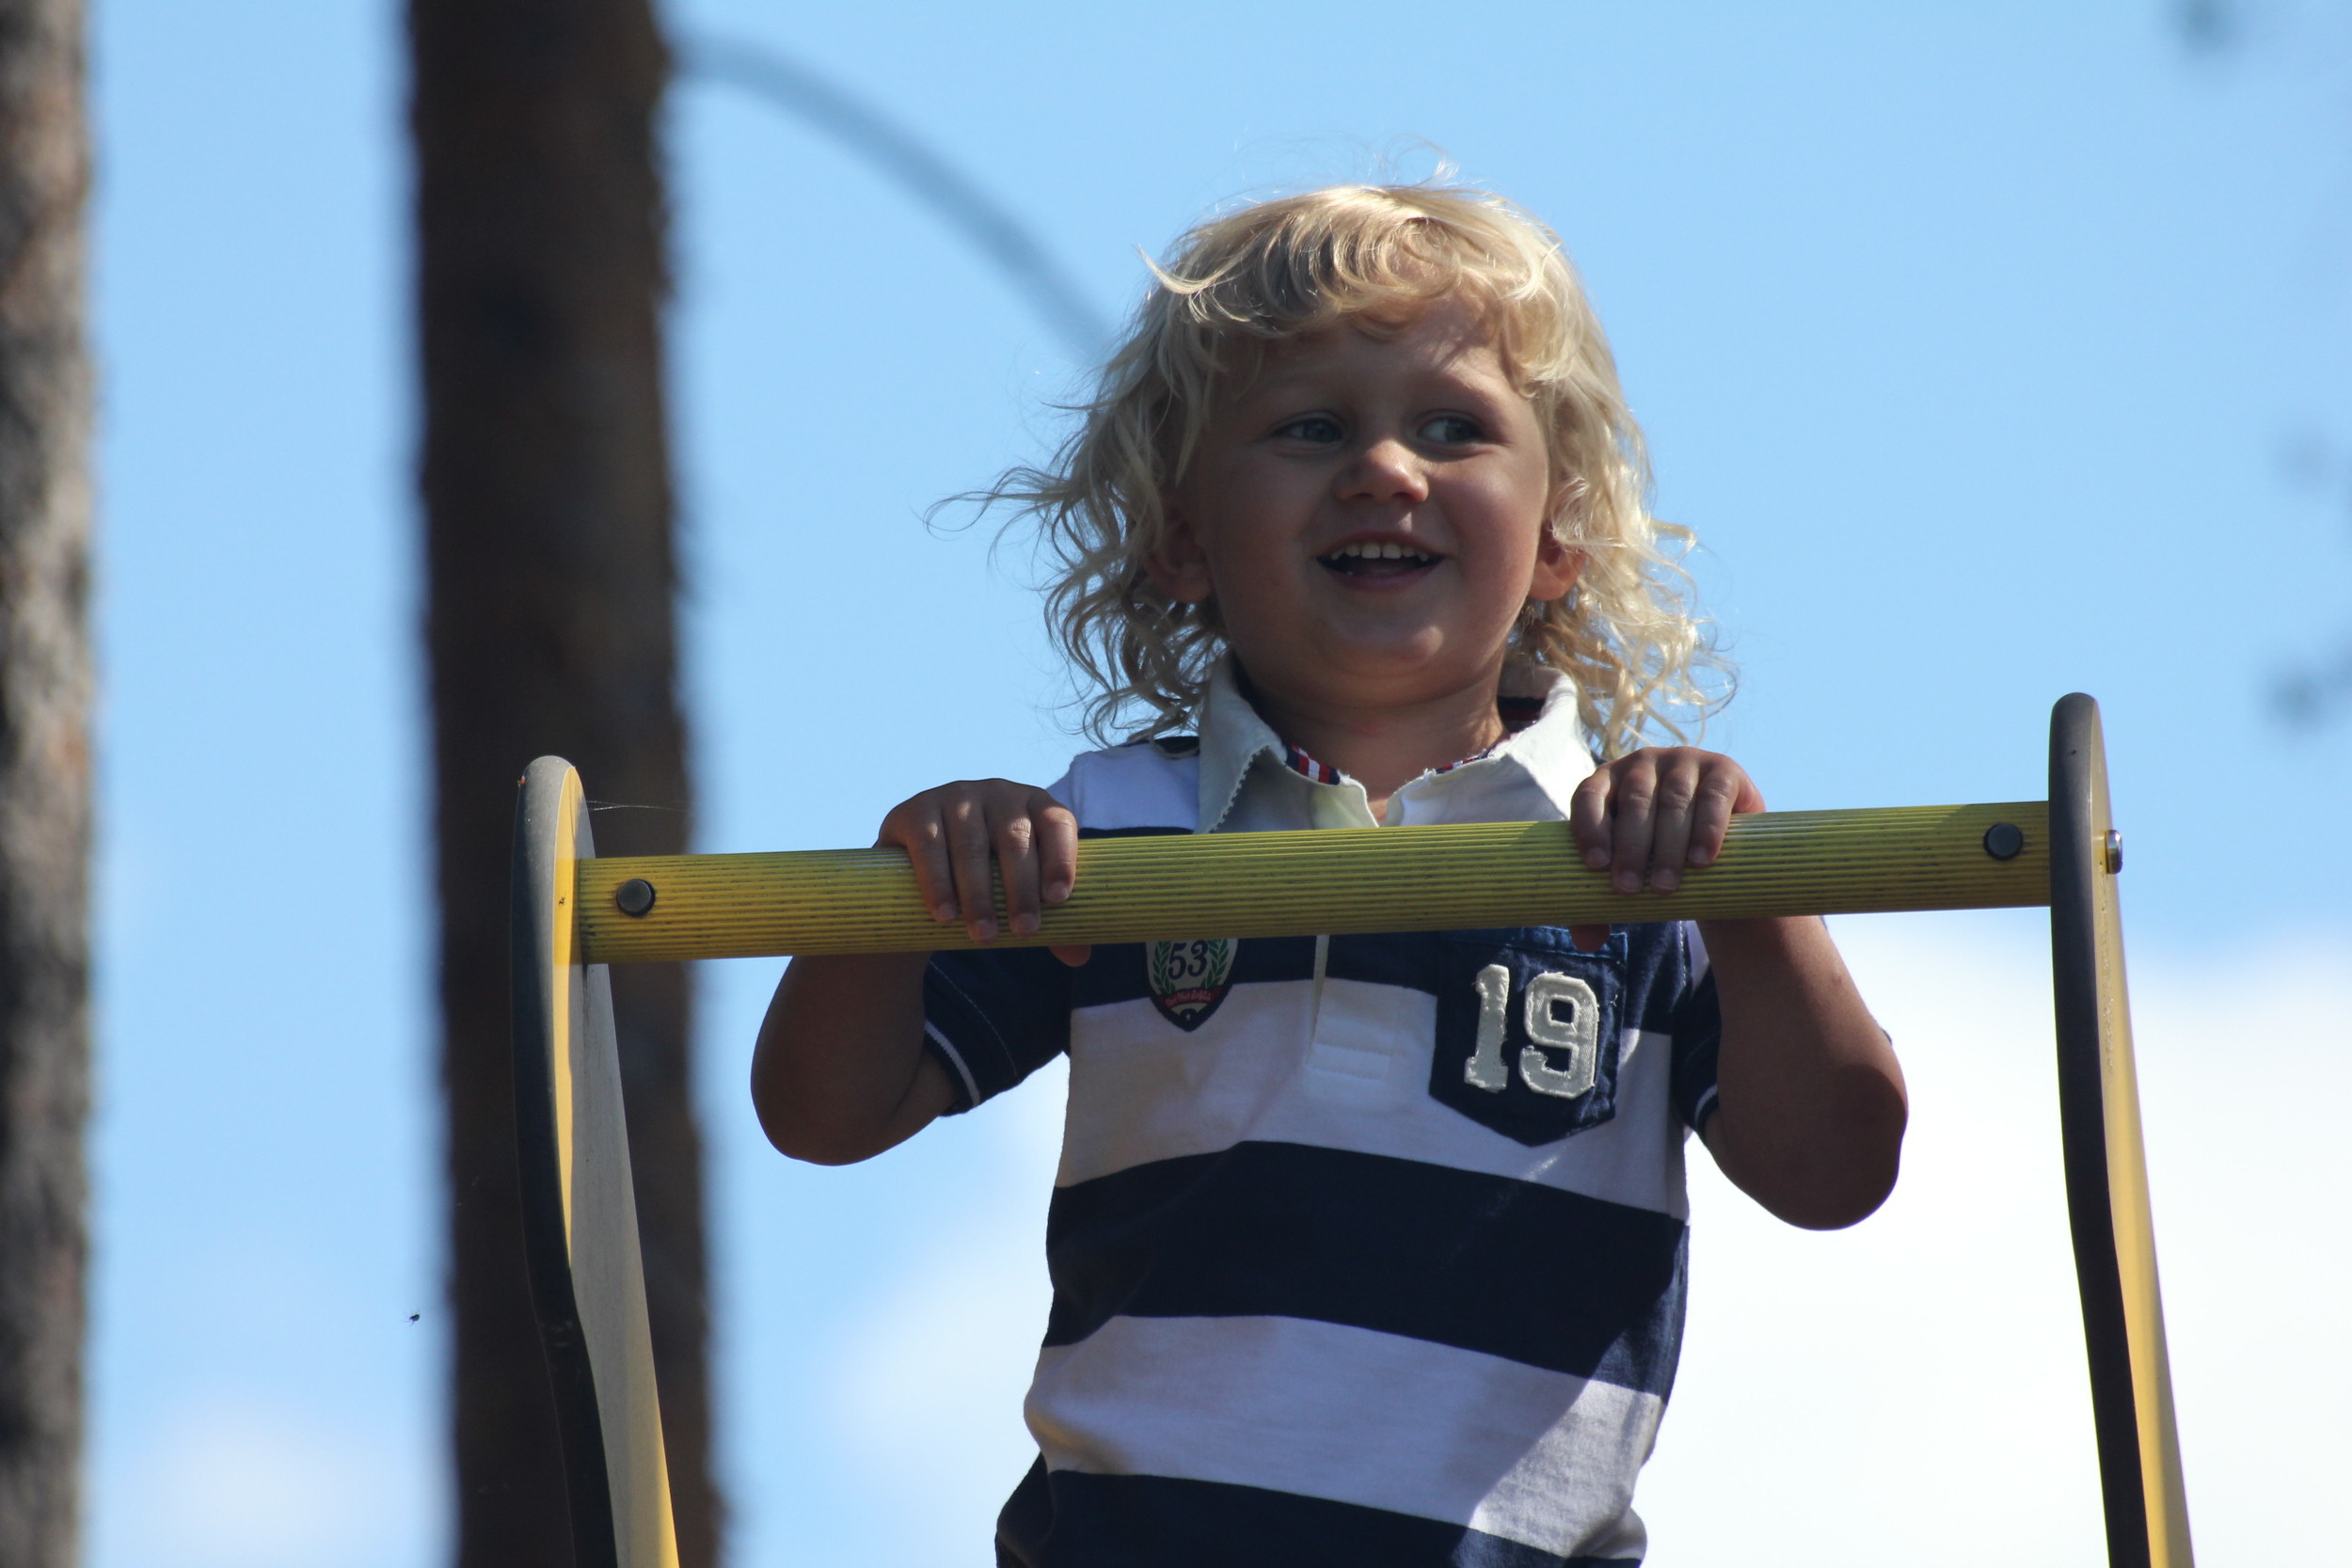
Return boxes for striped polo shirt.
[923,660,1722,1568]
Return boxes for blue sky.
[88,3,2350,1564]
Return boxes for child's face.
[1152,296,1578,716]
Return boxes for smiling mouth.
[1317,540,1441,578]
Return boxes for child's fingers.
[942,793,1001,941]
[993,810,1046,938]
[882,781,1075,943]
[882,801,961,927]
[1568,771,1615,870]
[1645,752,1701,892]
[1603,753,1660,895]
[1036,797,1079,908]
[993,792,1078,939]
[1682,764,1748,867]
[1567,751,1759,895]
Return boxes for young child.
[754,184,1906,1567]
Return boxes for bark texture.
[0,3,89,1564]
[409,3,715,1563]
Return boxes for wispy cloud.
[111,1396,432,1568]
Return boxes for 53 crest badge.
[1147,938,1237,1031]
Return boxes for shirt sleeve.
[921,945,1074,1113]
[1667,922,1724,1135]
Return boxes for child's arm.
[751,780,1081,1165]
[1569,750,1907,1229]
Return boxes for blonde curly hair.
[984,182,1725,757]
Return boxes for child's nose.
[1336,437,1431,503]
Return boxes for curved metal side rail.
[2052,696,2193,1568]
[512,758,681,1568]
[511,692,2189,1568]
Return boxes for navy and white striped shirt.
[924,661,1722,1567]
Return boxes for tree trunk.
[0,3,90,1564]
[408,3,716,1564]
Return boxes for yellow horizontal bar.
[573,800,2049,965]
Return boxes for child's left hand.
[1566,747,1762,949]
[1569,747,1903,1228]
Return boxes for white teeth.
[1326,541,1434,562]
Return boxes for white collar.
[1192,657,1597,833]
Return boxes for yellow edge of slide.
[538,767,683,1568]
[2083,745,2192,1565]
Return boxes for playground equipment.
[509,692,2190,1568]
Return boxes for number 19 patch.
[1429,930,1624,1145]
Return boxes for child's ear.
[1144,510,1216,605]
[1526,527,1582,605]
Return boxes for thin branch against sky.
[678,32,1112,358]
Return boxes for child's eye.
[1273,414,1344,445]
[1418,414,1486,445]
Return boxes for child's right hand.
[878,780,1091,965]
